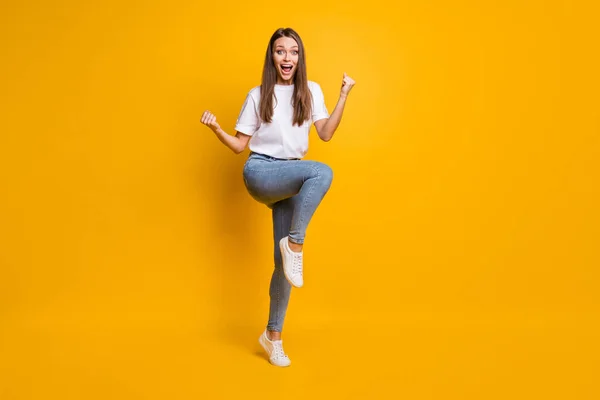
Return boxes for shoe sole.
[279,237,303,288]
[259,333,291,367]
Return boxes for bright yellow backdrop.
[1,0,599,398]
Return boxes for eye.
[276,50,284,55]
[292,51,298,55]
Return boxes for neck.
[276,77,294,85]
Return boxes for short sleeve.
[311,83,329,122]
[234,92,260,135]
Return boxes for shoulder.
[243,85,261,103]
[249,85,261,97]
[307,80,324,94]
[307,81,325,100]
[308,80,322,89]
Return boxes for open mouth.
[281,65,293,74]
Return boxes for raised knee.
[317,163,333,187]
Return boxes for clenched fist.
[200,110,221,132]
[340,72,356,97]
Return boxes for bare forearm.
[212,127,243,154]
[321,94,347,141]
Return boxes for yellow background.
[1,0,599,398]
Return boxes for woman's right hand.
[200,110,221,132]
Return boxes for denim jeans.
[242,151,333,332]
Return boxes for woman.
[200,27,355,367]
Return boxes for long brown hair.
[259,27,312,127]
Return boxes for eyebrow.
[275,45,298,49]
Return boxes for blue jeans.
[242,151,333,332]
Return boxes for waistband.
[248,151,301,161]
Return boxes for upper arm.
[236,131,252,152]
[310,82,330,141]
[234,90,260,136]
[314,118,329,141]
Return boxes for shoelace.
[291,252,303,275]
[272,341,288,360]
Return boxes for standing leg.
[266,196,296,334]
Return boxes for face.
[272,36,299,85]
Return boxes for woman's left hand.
[340,72,356,97]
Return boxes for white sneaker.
[259,330,291,367]
[279,236,304,288]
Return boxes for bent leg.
[288,163,333,244]
[244,159,334,244]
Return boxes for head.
[259,27,312,126]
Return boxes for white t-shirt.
[234,81,329,159]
